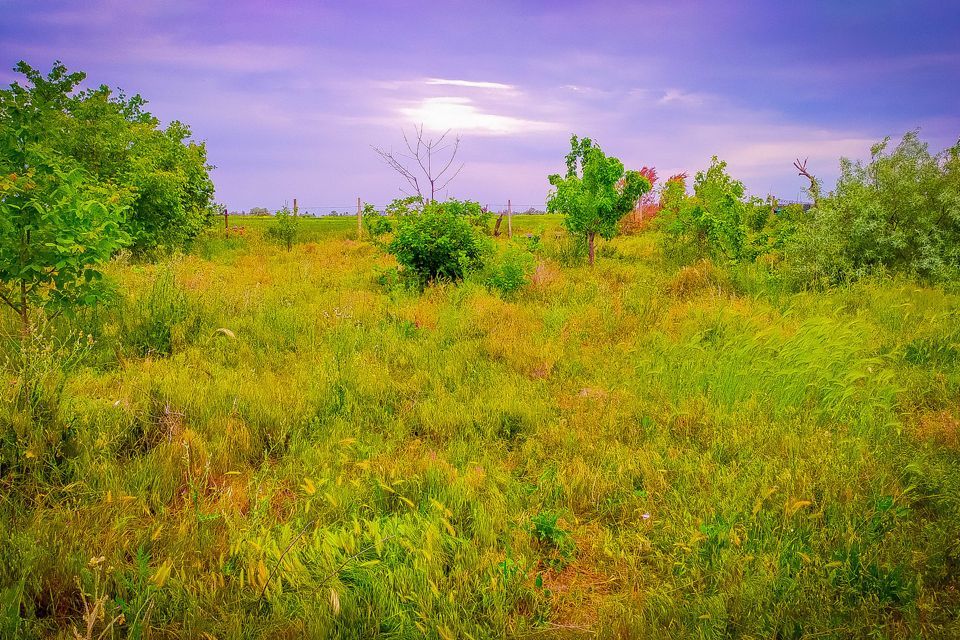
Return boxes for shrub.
[784,132,960,286]
[266,206,299,251]
[658,157,746,263]
[4,61,216,254]
[478,244,536,298]
[362,203,392,239]
[387,207,487,284]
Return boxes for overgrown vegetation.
[658,131,960,288]
[2,81,960,636]
[1,214,957,638]
[0,61,216,255]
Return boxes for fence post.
[357,197,362,239]
[508,199,513,238]
[223,206,229,236]
[293,198,298,216]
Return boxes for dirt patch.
[912,410,960,450]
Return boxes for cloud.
[424,78,514,90]
[399,96,557,135]
[126,37,303,73]
[657,89,708,107]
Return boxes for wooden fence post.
[293,198,298,216]
[223,206,229,236]
[357,197,362,239]
[507,199,513,238]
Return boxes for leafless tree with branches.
[373,124,464,202]
[793,158,821,203]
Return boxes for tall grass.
[0,217,957,638]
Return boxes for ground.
[2,215,959,639]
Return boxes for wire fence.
[228,196,812,217]
[229,203,551,216]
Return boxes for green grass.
[1,216,959,638]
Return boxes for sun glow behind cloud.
[400,96,556,135]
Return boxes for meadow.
[2,215,959,639]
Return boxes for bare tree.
[793,158,820,203]
[373,124,464,202]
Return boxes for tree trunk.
[588,232,596,266]
[19,280,29,339]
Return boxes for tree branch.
[0,290,21,315]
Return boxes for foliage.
[362,203,392,239]
[547,135,651,263]
[2,61,216,254]
[476,243,536,298]
[266,205,299,251]
[121,265,202,357]
[0,152,127,337]
[437,198,493,234]
[387,203,488,284]
[529,511,576,569]
[785,132,960,286]
[385,195,423,218]
[658,156,748,263]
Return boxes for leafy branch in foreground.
[0,158,127,338]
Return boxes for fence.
[228,201,550,217]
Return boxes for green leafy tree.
[4,61,216,253]
[658,157,748,263]
[547,135,651,264]
[0,157,127,338]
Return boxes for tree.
[0,63,129,337]
[0,156,127,338]
[786,131,960,285]
[373,125,464,202]
[547,135,651,264]
[3,61,216,253]
[657,157,748,262]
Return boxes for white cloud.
[400,96,558,136]
[657,89,708,107]
[424,78,514,90]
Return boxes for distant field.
[4,221,959,638]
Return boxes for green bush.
[4,61,216,254]
[784,132,960,286]
[266,206,299,251]
[477,244,535,298]
[658,157,747,263]
[386,202,489,284]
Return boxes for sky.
[1,0,959,212]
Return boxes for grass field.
[3,215,960,638]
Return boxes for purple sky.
[2,1,959,211]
